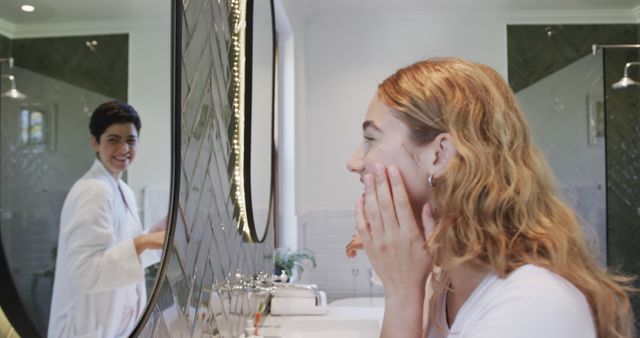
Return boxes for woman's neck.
[445,262,489,327]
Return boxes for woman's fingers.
[374,164,399,235]
[387,166,419,235]
[363,173,385,237]
[345,233,364,258]
[355,194,372,244]
[421,203,436,256]
[151,215,167,232]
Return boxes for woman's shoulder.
[503,265,584,297]
[467,264,596,337]
[68,177,114,201]
[494,264,589,308]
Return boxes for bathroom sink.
[280,318,380,338]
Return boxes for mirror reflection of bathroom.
[0,0,171,336]
[248,0,275,242]
[273,1,640,334]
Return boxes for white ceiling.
[309,0,640,13]
[0,0,638,27]
[0,0,169,26]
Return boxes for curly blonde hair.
[377,57,635,338]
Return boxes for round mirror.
[0,0,172,336]
[245,0,276,242]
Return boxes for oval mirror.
[0,0,172,336]
[244,0,276,243]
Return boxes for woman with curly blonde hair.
[347,57,634,338]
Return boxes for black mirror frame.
[129,0,181,335]
[243,0,277,243]
[0,236,40,337]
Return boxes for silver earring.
[428,175,435,187]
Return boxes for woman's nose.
[346,148,363,173]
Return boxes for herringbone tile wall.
[139,0,274,336]
[604,47,640,333]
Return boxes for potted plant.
[274,247,317,282]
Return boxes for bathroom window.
[588,95,605,146]
[20,105,54,152]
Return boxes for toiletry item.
[272,283,318,298]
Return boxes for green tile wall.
[0,34,10,59]
[11,34,128,101]
[508,24,638,92]
[603,47,640,332]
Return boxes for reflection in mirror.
[0,1,171,337]
[246,0,276,242]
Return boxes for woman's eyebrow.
[363,120,383,133]
[106,134,137,139]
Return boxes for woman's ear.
[90,135,99,151]
[432,133,457,177]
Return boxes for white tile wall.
[297,209,384,301]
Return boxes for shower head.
[612,61,640,90]
[612,76,639,89]
[3,88,27,100]
[1,74,27,100]
[1,58,27,99]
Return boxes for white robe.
[48,160,159,338]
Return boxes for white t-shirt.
[426,264,596,338]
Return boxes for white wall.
[276,0,313,249]
[301,12,508,213]
[281,6,636,298]
[296,9,637,213]
[126,23,172,228]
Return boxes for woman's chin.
[108,161,129,174]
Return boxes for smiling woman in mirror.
[48,101,166,338]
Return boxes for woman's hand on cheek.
[354,164,434,299]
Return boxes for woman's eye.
[363,135,375,143]
[127,140,137,145]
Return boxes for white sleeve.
[64,180,145,293]
[121,183,162,269]
[139,247,162,268]
[461,274,596,338]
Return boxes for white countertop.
[258,304,384,337]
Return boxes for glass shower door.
[514,50,607,265]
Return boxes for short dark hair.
[89,100,142,141]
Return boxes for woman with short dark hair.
[48,100,165,338]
